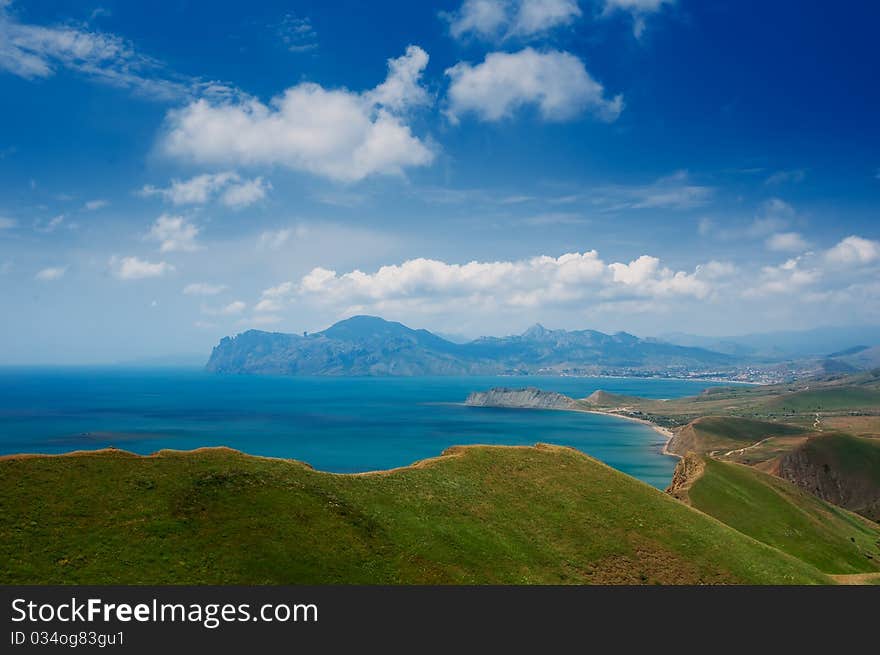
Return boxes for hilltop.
[206,315,734,377]
[0,445,830,585]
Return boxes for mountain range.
[206,315,735,376]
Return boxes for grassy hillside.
[0,446,830,585]
[666,416,808,457]
[684,457,880,575]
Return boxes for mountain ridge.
[206,315,736,376]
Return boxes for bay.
[0,368,723,489]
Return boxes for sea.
[0,368,724,489]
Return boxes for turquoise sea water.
[0,369,722,489]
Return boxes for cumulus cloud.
[141,171,269,208]
[183,282,227,296]
[825,235,880,266]
[766,231,809,252]
[159,46,435,182]
[110,256,173,280]
[35,266,65,281]
[445,48,623,123]
[147,214,200,253]
[260,250,722,321]
[445,0,582,41]
[366,45,431,112]
[745,235,879,297]
[745,255,820,297]
[601,0,674,38]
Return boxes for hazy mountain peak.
[522,324,550,339]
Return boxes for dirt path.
[720,437,772,458]
[829,572,880,585]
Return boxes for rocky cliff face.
[666,453,706,503]
[767,436,880,522]
[465,387,576,410]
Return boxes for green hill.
[0,446,830,585]
[677,456,880,575]
[667,416,808,457]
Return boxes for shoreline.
[572,408,679,459]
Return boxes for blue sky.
[1,0,879,363]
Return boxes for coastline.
[572,408,679,459]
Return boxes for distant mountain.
[658,325,880,360]
[206,316,735,376]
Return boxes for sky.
[0,0,879,364]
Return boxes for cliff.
[465,387,577,410]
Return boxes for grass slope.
[668,416,807,457]
[686,457,880,575]
[0,445,830,585]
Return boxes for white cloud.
[35,266,65,281]
[0,2,199,99]
[110,256,173,280]
[445,0,582,41]
[254,298,283,313]
[366,45,431,112]
[601,0,674,38]
[159,46,435,182]
[0,216,17,229]
[83,199,109,210]
[264,250,720,320]
[147,214,200,253]
[746,255,820,297]
[140,171,239,205]
[220,176,271,208]
[446,0,508,39]
[445,48,623,123]
[766,231,809,252]
[825,235,880,266]
[183,282,227,296]
[609,255,711,298]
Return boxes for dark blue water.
[0,369,720,489]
